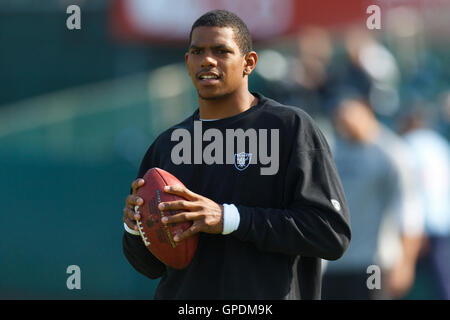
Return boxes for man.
[122,10,351,299]
[396,108,450,299]
[322,97,421,299]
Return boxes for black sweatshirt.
[122,93,351,299]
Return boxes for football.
[135,167,199,269]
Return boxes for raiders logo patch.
[234,152,252,171]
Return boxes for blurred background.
[0,0,449,299]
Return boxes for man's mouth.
[197,71,221,83]
[199,75,219,79]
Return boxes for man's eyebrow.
[212,44,233,50]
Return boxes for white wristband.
[124,222,140,236]
[222,204,241,235]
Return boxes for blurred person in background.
[385,7,443,106]
[260,26,339,120]
[322,96,422,299]
[397,107,450,300]
[335,27,401,120]
[334,28,373,99]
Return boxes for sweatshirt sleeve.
[122,141,167,279]
[122,232,166,279]
[231,115,351,261]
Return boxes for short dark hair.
[189,10,253,55]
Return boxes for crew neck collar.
[192,92,266,126]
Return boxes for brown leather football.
[136,167,198,269]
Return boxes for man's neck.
[198,90,258,120]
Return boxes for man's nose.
[201,54,217,68]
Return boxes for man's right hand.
[123,178,145,232]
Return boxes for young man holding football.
[122,10,351,299]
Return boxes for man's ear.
[243,51,258,76]
[185,52,194,78]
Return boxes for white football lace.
[135,205,150,246]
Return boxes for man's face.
[335,100,376,143]
[185,26,247,100]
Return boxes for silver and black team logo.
[234,152,252,171]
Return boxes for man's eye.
[191,49,200,54]
[217,50,228,54]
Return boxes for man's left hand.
[158,185,224,242]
